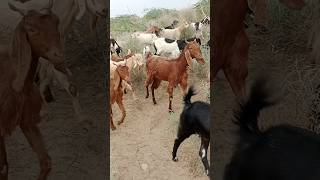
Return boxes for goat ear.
[75,0,86,20]
[11,21,32,92]
[184,49,193,69]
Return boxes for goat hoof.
[172,157,178,162]
[169,109,174,113]
[205,170,209,176]
[117,121,123,125]
[145,95,149,99]
[111,126,116,131]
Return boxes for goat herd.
[111,0,320,179]
[110,7,211,177]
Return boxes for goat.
[224,76,320,180]
[0,2,65,179]
[110,60,132,130]
[146,25,161,37]
[145,40,205,112]
[172,86,210,176]
[159,21,189,40]
[189,7,210,40]
[131,32,158,45]
[190,17,210,40]
[118,50,143,100]
[15,0,107,115]
[110,38,122,56]
[153,37,201,58]
[164,20,179,29]
[213,0,305,99]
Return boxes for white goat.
[190,7,210,40]
[153,38,181,58]
[131,32,158,45]
[159,21,189,40]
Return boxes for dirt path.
[111,75,210,180]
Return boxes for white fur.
[131,32,158,45]
[159,22,189,40]
[154,38,180,58]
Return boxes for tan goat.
[110,60,132,130]
[0,2,66,179]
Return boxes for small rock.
[141,163,148,171]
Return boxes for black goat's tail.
[183,86,196,107]
[234,76,276,141]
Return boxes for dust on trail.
[111,75,210,180]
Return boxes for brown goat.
[212,0,305,98]
[0,1,65,180]
[16,0,107,116]
[145,40,205,112]
[146,25,161,37]
[110,61,132,130]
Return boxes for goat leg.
[199,136,210,176]
[172,133,191,161]
[167,85,174,113]
[20,124,51,180]
[116,98,126,125]
[110,105,116,130]
[151,87,157,104]
[0,137,8,180]
[53,68,82,115]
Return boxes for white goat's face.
[86,0,107,17]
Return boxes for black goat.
[172,86,210,176]
[224,77,320,180]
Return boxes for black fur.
[194,22,200,31]
[206,39,211,47]
[177,40,187,51]
[110,38,122,55]
[176,37,201,51]
[224,77,320,180]
[164,38,175,43]
[172,86,210,176]
[200,17,210,25]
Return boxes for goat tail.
[233,76,275,141]
[183,86,196,107]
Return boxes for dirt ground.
[110,73,210,180]
[0,7,108,180]
[211,18,314,180]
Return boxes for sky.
[110,0,199,18]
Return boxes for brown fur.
[18,0,107,114]
[110,65,131,130]
[145,41,205,112]
[212,0,305,99]
[0,4,64,179]
[111,53,135,62]
[146,25,161,36]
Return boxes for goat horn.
[8,2,28,16]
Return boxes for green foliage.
[110,15,145,35]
